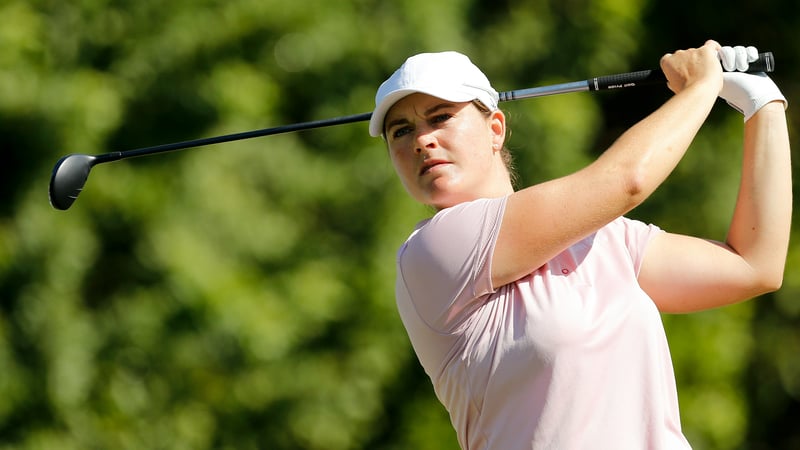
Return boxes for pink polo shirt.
[395,196,691,450]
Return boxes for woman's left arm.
[638,100,792,313]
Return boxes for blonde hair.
[472,100,519,189]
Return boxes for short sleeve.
[615,216,663,276]
[396,197,507,333]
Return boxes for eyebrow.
[384,102,457,133]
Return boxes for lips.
[419,159,451,176]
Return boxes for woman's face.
[384,93,507,210]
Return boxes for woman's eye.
[392,126,412,139]
[431,113,453,124]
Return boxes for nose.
[414,127,437,154]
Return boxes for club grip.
[748,51,775,72]
[590,51,775,91]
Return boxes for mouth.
[419,159,451,176]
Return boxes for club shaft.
[112,70,654,162]
[107,77,608,161]
[499,70,665,101]
[107,112,374,162]
[500,51,773,101]
[80,51,778,162]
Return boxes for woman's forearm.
[598,79,720,207]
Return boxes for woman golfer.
[369,40,791,449]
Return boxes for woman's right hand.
[659,40,724,95]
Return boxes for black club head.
[49,154,97,210]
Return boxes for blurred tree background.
[0,0,798,448]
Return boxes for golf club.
[49,52,775,211]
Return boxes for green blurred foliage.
[1,0,798,448]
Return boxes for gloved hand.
[718,45,787,122]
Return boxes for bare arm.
[638,102,792,312]
[491,41,725,287]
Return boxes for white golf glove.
[718,45,787,122]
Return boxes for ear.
[489,109,506,151]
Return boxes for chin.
[414,175,477,209]
[426,191,474,211]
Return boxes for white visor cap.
[369,51,499,137]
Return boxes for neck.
[433,169,514,211]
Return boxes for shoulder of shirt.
[398,197,508,256]
[425,196,507,227]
